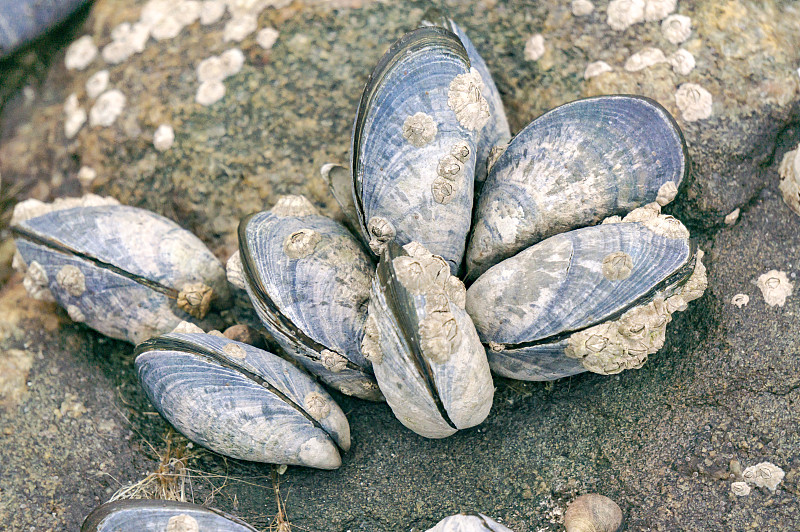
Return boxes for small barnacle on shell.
[222,342,247,360]
[153,124,175,151]
[624,47,666,72]
[271,195,319,218]
[668,49,696,76]
[85,70,109,99]
[256,27,280,50]
[444,276,467,309]
[321,350,348,373]
[644,0,676,22]
[571,0,595,16]
[402,112,437,147]
[367,217,396,254]
[662,14,691,44]
[67,305,85,323]
[361,312,383,364]
[778,145,800,217]
[166,513,199,532]
[731,481,751,496]
[89,89,126,127]
[419,312,458,364]
[177,282,214,319]
[304,391,331,420]
[283,229,321,259]
[675,83,712,122]
[755,270,793,307]
[656,181,679,206]
[56,265,86,297]
[432,177,457,204]
[584,61,613,79]
[742,462,785,491]
[602,251,634,281]
[564,493,623,532]
[23,261,55,302]
[731,293,749,308]
[523,34,545,62]
[65,35,97,71]
[447,68,490,131]
[607,0,645,31]
[195,80,226,105]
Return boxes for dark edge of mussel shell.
[80,499,259,532]
[349,25,472,244]
[236,213,374,377]
[378,242,458,431]
[493,240,700,352]
[134,334,345,451]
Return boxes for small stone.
[196,80,226,105]
[200,0,226,24]
[89,90,126,127]
[153,124,175,151]
[755,270,793,307]
[172,321,205,334]
[584,60,613,79]
[85,70,109,99]
[223,325,263,347]
[571,0,594,16]
[675,83,712,122]
[669,49,696,75]
[224,14,257,42]
[524,34,545,62]
[724,208,740,225]
[662,14,692,44]
[256,27,280,50]
[607,0,645,31]
[65,36,97,71]
[77,166,97,187]
[625,47,666,72]
[731,294,749,308]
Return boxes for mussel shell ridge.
[238,196,382,401]
[81,499,258,532]
[351,26,484,272]
[466,95,689,279]
[136,332,350,469]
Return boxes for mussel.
[238,195,382,401]
[136,331,350,469]
[10,196,229,344]
[466,95,689,280]
[427,513,514,532]
[81,499,258,532]
[351,26,486,272]
[363,241,493,438]
[466,203,707,381]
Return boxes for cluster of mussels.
[9,12,705,531]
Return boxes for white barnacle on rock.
[755,270,793,307]
[220,48,245,77]
[524,33,545,62]
[256,27,280,50]
[101,40,133,65]
[153,124,175,151]
[607,0,645,31]
[89,89,126,127]
[675,83,712,122]
[584,60,613,79]
[226,250,246,290]
[195,80,226,105]
[402,112,437,147]
[669,49,696,75]
[224,14,257,42]
[778,145,800,217]
[624,47,666,72]
[200,0,226,24]
[222,342,247,359]
[65,35,97,71]
[731,481,751,496]
[447,68,490,131]
[743,462,785,491]
[662,14,692,44]
[571,0,595,16]
[724,208,740,225]
[197,56,226,82]
[56,265,86,297]
[85,70,109,99]
[174,0,202,25]
[103,22,151,63]
[283,229,321,259]
[63,93,87,139]
[731,293,749,308]
[656,181,679,206]
[151,16,184,41]
[304,391,331,420]
[644,0,676,21]
[166,513,199,532]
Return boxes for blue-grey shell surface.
[351,26,484,272]
[421,10,511,186]
[363,242,494,439]
[427,513,515,532]
[12,205,229,344]
[239,196,382,401]
[81,499,258,532]
[466,212,703,381]
[0,0,89,58]
[466,95,689,279]
[135,332,350,469]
